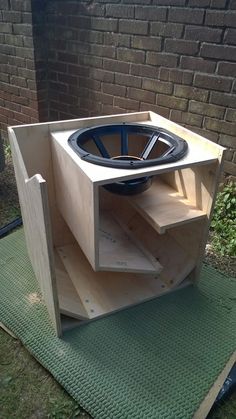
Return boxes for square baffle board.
[8,112,225,336]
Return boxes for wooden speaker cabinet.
[8,112,225,336]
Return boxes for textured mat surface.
[0,229,235,419]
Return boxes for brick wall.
[45,0,236,176]
[0,0,40,141]
[1,0,236,175]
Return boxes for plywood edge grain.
[193,352,236,419]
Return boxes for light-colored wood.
[54,251,89,320]
[101,190,196,287]
[193,352,236,419]
[99,211,162,274]
[57,241,180,319]
[9,111,225,332]
[10,124,73,247]
[0,322,17,338]
[8,127,62,336]
[51,128,219,186]
[111,200,196,287]
[51,134,98,270]
[126,177,206,234]
[50,108,224,186]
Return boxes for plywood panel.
[51,135,98,269]
[126,178,206,234]
[57,242,175,319]
[99,211,162,274]
[54,251,88,320]
[8,128,61,335]
[11,124,73,247]
[112,202,196,287]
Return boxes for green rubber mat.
[0,229,235,419]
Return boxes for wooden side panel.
[51,135,98,269]
[8,128,62,336]
[162,159,224,282]
[10,124,73,247]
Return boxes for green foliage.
[211,181,236,256]
[4,143,11,160]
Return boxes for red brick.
[217,62,236,77]
[90,44,116,59]
[219,134,235,147]
[169,8,204,24]
[180,56,216,73]
[225,108,236,122]
[201,43,236,62]
[194,73,232,92]
[152,0,185,4]
[90,69,114,83]
[174,85,209,102]
[165,39,199,55]
[115,73,141,88]
[185,26,222,43]
[119,19,148,35]
[224,29,236,45]
[204,117,236,135]
[146,52,178,67]
[211,0,227,8]
[93,91,113,105]
[10,0,31,12]
[106,4,134,18]
[104,58,130,74]
[135,6,167,21]
[140,102,169,118]
[104,33,130,48]
[1,23,12,33]
[189,101,225,118]
[142,78,173,94]
[128,87,156,104]
[91,17,118,32]
[159,68,193,85]
[156,94,188,110]
[188,0,210,5]
[131,63,157,78]
[170,109,203,127]
[13,111,31,123]
[79,54,102,68]
[102,82,126,97]
[205,10,236,27]
[150,22,183,38]
[131,36,161,52]
[114,97,139,111]
[117,48,145,63]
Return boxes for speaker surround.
[68,123,188,195]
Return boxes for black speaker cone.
[68,123,188,195]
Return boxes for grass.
[0,328,90,419]
[0,149,235,418]
[0,153,21,228]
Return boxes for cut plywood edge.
[0,322,17,338]
[56,241,180,320]
[193,351,236,419]
[126,178,206,234]
[99,211,162,274]
[54,251,89,320]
